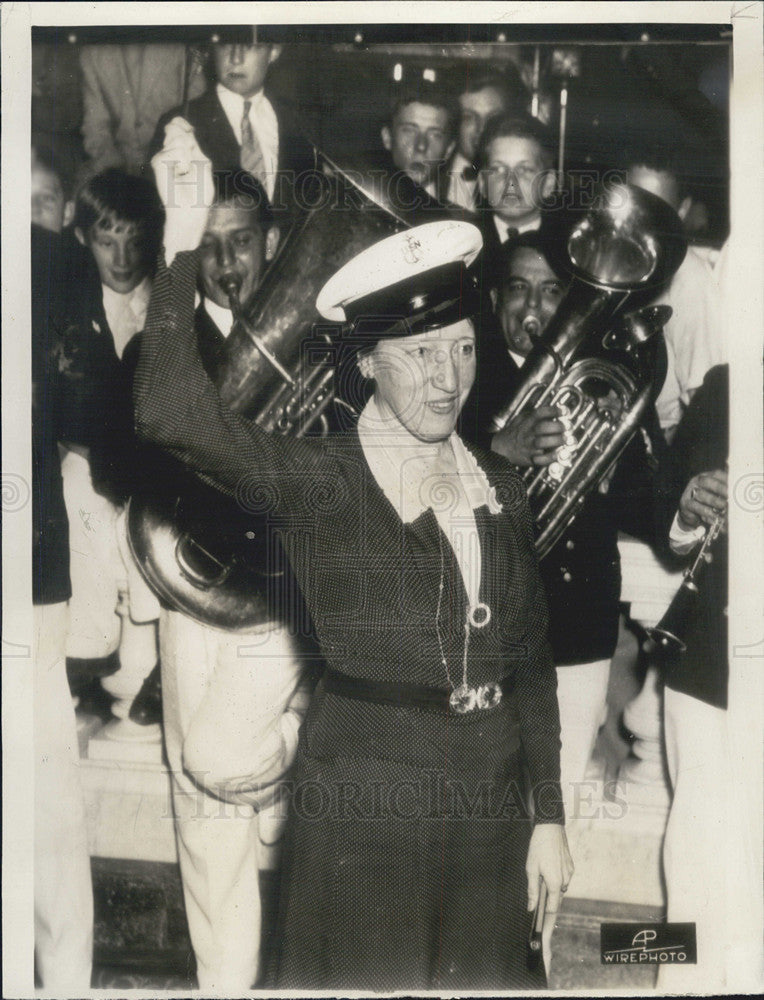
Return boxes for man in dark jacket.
[473,114,557,284]
[150,32,315,222]
[32,210,108,990]
[651,365,759,991]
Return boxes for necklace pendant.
[468,602,492,629]
[449,684,477,714]
[476,681,503,710]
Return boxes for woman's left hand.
[526,822,574,915]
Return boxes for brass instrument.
[522,314,541,338]
[218,152,453,429]
[490,181,687,557]
[128,150,448,631]
[644,510,726,657]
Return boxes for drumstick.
[526,878,548,971]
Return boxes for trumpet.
[223,277,298,391]
[644,509,726,657]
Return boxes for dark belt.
[323,668,515,715]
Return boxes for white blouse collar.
[356,396,502,524]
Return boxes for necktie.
[240,99,266,185]
[503,227,519,243]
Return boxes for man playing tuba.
[464,231,665,838]
[146,122,313,992]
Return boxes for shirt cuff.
[669,512,705,554]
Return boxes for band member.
[32,165,99,992]
[136,134,572,990]
[623,142,723,440]
[380,78,460,202]
[147,146,311,991]
[652,364,760,991]
[468,233,662,826]
[445,67,527,211]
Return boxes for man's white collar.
[203,297,234,338]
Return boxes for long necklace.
[434,525,500,714]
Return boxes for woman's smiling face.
[363,319,477,441]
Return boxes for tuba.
[489,181,687,557]
[217,151,453,432]
[128,150,452,630]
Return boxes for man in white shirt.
[380,79,459,202]
[208,41,281,201]
[150,31,314,220]
[624,146,724,440]
[446,68,526,211]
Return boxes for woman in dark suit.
[136,136,572,989]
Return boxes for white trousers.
[658,687,763,992]
[60,448,158,708]
[34,602,93,991]
[60,447,121,659]
[555,660,611,822]
[160,609,309,991]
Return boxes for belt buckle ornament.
[476,681,503,710]
[449,683,478,714]
[449,681,503,714]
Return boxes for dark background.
[32,23,731,243]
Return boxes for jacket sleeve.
[608,407,667,546]
[133,248,324,518]
[500,473,564,825]
[652,365,729,555]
